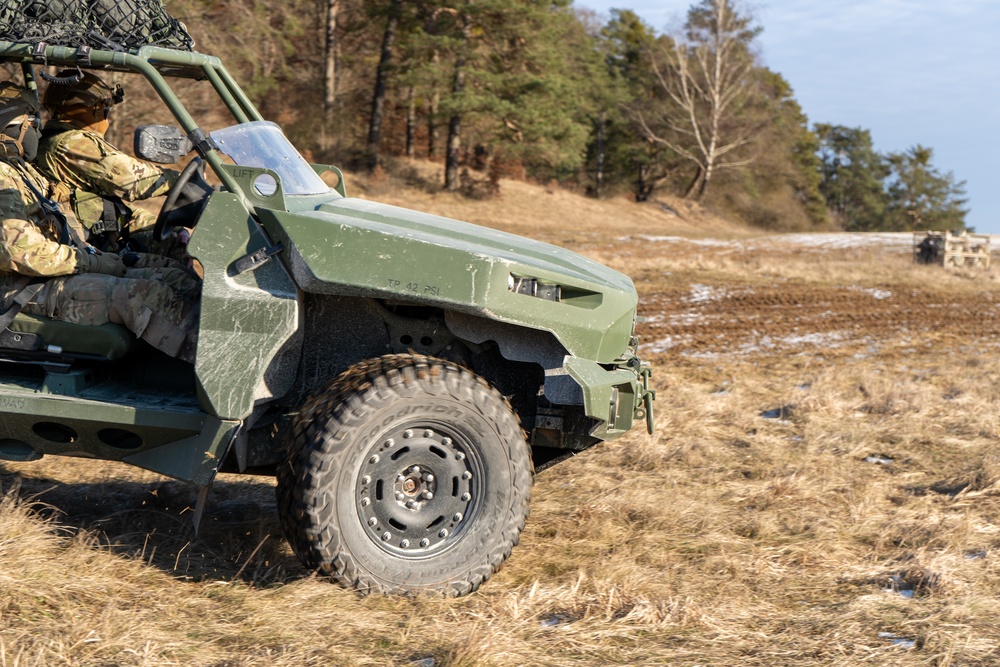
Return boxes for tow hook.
[638,364,655,434]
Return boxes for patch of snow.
[540,614,570,628]
[629,231,916,252]
[685,284,731,303]
[850,286,893,300]
[776,233,913,249]
[637,235,737,247]
[877,632,916,649]
[641,337,683,353]
[779,331,846,346]
[669,312,708,326]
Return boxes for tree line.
[162,0,967,232]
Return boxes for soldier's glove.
[120,251,141,268]
[79,249,126,277]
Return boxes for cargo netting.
[0,0,194,51]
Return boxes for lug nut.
[461,493,471,502]
[368,517,378,527]
[381,532,391,541]
[423,429,433,438]
[384,438,395,447]
[406,500,417,509]
[453,513,463,522]
[401,539,410,548]
[423,473,434,482]
[442,437,452,446]
[422,491,434,500]
[361,497,371,507]
[420,538,430,547]
[395,492,405,501]
[410,466,421,474]
[456,451,465,460]
[462,471,472,480]
[396,474,406,482]
[369,454,380,464]
[361,475,371,485]
[403,429,413,439]
[438,529,449,538]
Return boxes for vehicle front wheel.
[276,354,533,596]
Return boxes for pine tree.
[403,1,596,190]
[885,145,968,231]
[815,124,890,231]
[596,10,677,201]
[717,68,826,229]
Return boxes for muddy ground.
[617,234,1000,363]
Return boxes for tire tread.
[276,353,532,596]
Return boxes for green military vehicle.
[0,40,654,596]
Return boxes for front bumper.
[555,355,655,442]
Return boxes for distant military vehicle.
[0,30,653,595]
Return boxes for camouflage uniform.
[37,120,185,259]
[0,158,199,361]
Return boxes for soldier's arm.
[0,181,30,223]
[0,185,80,277]
[0,216,81,277]
[90,137,179,202]
[60,134,179,202]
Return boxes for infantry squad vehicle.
[0,40,654,596]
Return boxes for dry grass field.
[3,162,1000,666]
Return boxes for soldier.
[36,70,203,259]
[0,82,199,362]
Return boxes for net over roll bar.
[0,0,193,52]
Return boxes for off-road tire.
[276,354,533,596]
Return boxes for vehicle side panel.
[187,194,301,420]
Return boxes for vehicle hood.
[256,197,638,363]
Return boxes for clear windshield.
[210,121,330,196]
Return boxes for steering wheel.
[154,157,206,241]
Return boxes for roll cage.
[2,40,276,202]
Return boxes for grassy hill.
[347,158,751,241]
[3,167,1000,666]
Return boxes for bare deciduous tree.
[639,0,759,199]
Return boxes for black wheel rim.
[355,420,484,559]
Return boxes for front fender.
[255,201,637,364]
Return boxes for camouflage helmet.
[0,82,40,129]
[42,70,124,118]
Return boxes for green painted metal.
[258,200,637,364]
[200,64,249,123]
[311,164,347,197]
[0,383,205,465]
[187,192,299,420]
[123,415,241,486]
[563,356,639,439]
[0,39,654,489]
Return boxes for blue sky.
[577,1,1000,233]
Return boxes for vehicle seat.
[4,313,135,360]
